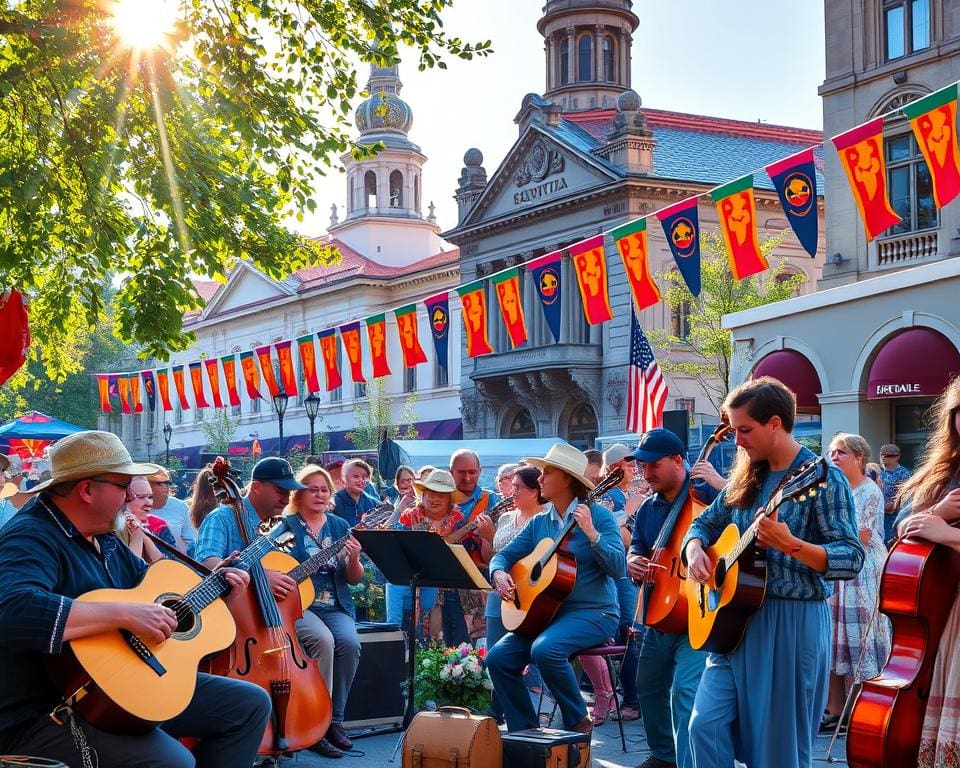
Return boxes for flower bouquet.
[413,642,493,712]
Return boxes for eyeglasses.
[90,477,132,491]
[303,486,329,495]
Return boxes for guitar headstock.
[357,506,393,531]
[778,457,829,506]
[589,466,625,501]
[210,456,244,509]
[258,516,296,552]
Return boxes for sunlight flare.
[109,0,179,52]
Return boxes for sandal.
[589,692,614,726]
[611,705,640,721]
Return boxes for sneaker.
[307,738,344,759]
[571,717,593,735]
[326,722,353,751]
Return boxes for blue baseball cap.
[252,457,305,491]
[632,428,686,463]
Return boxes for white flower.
[482,679,494,691]
[451,664,464,678]
[421,658,432,667]
[439,667,450,681]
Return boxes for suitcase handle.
[436,706,473,719]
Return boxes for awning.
[751,349,822,413]
[867,328,960,399]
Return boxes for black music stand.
[353,529,491,730]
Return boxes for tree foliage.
[346,378,418,450]
[199,406,239,454]
[647,232,805,413]
[0,0,490,379]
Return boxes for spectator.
[331,459,380,527]
[324,460,345,491]
[147,468,195,553]
[188,466,220,532]
[496,463,519,499]
[879,444,911,545]
[116,476,177,563]
[583,449,603,485]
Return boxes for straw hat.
[26,431,161,494]
[521,443,595,490]
[0,482,19,500]
[413,469,467,503]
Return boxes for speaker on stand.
[343,623,409,738]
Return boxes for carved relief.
[515,139,565,188]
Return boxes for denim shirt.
[331,489,381,528]
[281,514,356,619]
[0,495,148,739]
[489,499,624,620]
[194,497,265,562]
[628,471,719,558]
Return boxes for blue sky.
[299,0,826,236]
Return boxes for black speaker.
[343,624,408,730]
[661,410,690,450]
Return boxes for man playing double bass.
[627,429,718,768]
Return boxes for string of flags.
[95,81,960,415]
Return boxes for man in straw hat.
[486,443,625,734]
[0,430,270,767]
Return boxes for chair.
[575,643,628,752]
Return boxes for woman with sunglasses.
[116,476,177,563]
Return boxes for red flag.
[903,83,960,210]
[394,305,428,367]
[570,235,613,325]
[626,310,668,433]
[221,355,241,407]
[0,289,29,388]
[492,268,527,348]
[318,330,342,391]
[156,369,173,411]
[129,375,143,413]
[276,341,299,396]
[297,335,322,393]
[189,362,209,408]
[255,346,281,397]
[713,175,768,280]
[456,282,493,357]
[118,376,132,414]
[611,218,662,311]
[97,375,112,413]
[172,365,190,410]
[239,352,262,400]
[366,314,391,379]
[833,117,902,241]
[204,358,224,409]
[340,323,366,383]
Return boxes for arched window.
[504,408,536,439]
[559,38,569,85]
[671,299,691,340]
[364,170,377,209]
[602,35,615,82]
[566,403,598,449]
[389,170,403,208]
[577,35,592,82]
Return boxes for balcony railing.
[876,230,938,267]
[470,342,603,380]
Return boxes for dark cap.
[252,457,305,491]
[632,428,686,463]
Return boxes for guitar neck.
[722,489,784,569]
[185,533,277,612]
[445,497,514,544]
[288,535,349,584]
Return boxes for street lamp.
[145,430,156,462]
[304,392,322,456]
[272,389,289,456]
[162,422,173,465]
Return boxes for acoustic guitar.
[47,519,293,734]
[444,496,515,546]
[685,457,828,653]
[501,468,625,637]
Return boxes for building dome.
[355,91,414,135]
[464,148,484,167]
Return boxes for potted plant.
[413,642,493,712]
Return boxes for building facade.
[443,0,826,449]
[724,0,960,466]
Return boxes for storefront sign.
[874,383,922,397]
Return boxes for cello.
[207,458,332,756]
[638,421,732,634]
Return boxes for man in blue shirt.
[627,429,716,768]
[878,443,911,545]
[0,431,269,768]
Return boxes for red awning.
[867,328,960,400]
[751,349,822,413]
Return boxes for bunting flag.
[395,304,428,367]
[612,218,662,312]
[117,375,132,414]
[141,370,157,412]
[318,329,342,391]
[239,352,263,400]
[833,117,902,241]
[456,282,493,357]
[172,365,190,410]
[97,375,112,412]
[903,83,960,210]
[189,362,209,408]
[492,268,527,347]
[657,197,702,297]
[340,323,366,383]
[255,346,281,398]
[128,374,143,413]
[766,149,819,257]
[107,374,120,405]
[156,369,173,411]
[366,314,391,378]
[713,175,768,280]
[424,293,450,371]
[297,335,322,393]
[204,358,223,409]
[528,251,562,343]
[276,340,299,395]
[570,235,614,325]
[221,355,241,407]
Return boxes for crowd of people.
[0,373,958,768]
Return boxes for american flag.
[626,309,668,433]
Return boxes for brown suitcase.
[402,706,502,768]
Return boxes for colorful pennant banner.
[172,365,190,410]
[255,345,281,398]
[612,218,661,312]
[395,304,428,368]
[457,282,493,357]
[424,293,451,370]
[157,369,173,411]
[366,314,392,379]
[492,268,527,347]
[713,175,768,281]
[297,335,322,393]
[239,352,262,400]
[528,251,562,343]
[766,149,819,258]
[142,371,157,412]
[221,355,241,407]
[657,197,702,297]
[318,329,342,391]
[903,83,960,210]
[204,358,223,409]
[276,340,299,395]
[117,375,131,414]
[97,375,112,413]
[189,361,209,408]
[570,235,613,325]
[340,323,366,383]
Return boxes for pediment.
[200,262,295,320]
[461,126,621,227]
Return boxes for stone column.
[594,24,604,83]
[621,29,631,87]
[545,36,554,91]
[566,26,576,83]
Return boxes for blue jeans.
[298,608,362,723]
[386,584,437,640]
[615,577,640,707]
[4,674,271,768]
[487,609,618,732]
[636,628,706,768]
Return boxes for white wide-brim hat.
[521,443,595,491]
[26,431,161,494]
[413,469,468,503]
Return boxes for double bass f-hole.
[284,632,309,670]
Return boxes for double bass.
[207,458,332,755]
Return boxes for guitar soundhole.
[714,561,727,590]
[159,596,198,636]
[530,563,542,582]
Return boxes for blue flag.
[766,148,819,258]
[529,250,562,343]
[656,198,702,297]
[424,292,450,371]
[141,371,157,411]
